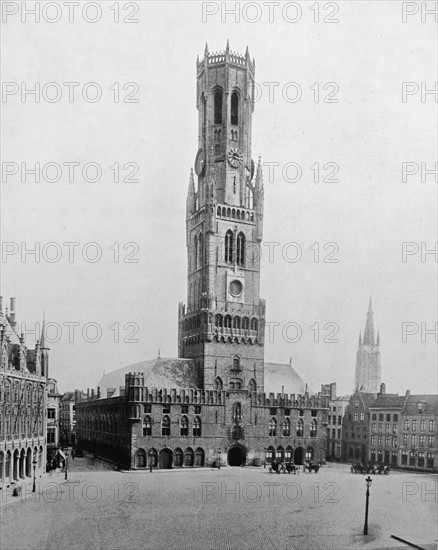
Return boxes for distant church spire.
[363,296,375,345]
[354,298,381,393]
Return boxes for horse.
[285,462,299,475]
[304,461,320,473]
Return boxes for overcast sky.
[1,1,436,396]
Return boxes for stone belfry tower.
[354,298,381,393]
[178,42,266,392]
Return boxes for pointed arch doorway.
[227,444,246,466]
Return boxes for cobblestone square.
[1,462,436,550]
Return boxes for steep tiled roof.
[370,394,406,409]
[96,358,201,398]
[264,363,309,395]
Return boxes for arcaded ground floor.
[0,460,436,550]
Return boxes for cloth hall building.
[76,43,329,469]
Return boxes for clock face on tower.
[228,148,243,168]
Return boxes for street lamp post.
[32,458,37,493]
[363,476,372,535]
[64,451,68,481]
[217,448,221,470]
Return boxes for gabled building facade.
[0,297,48,487]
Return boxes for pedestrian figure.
[71,449,75,460]
[149,463,153,473]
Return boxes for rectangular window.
[401,452,408,465]
[404,420,409,430]
[354,412,358,421]
[354,400,359,408]
[338,415,342,425]
[417,452,425,467]
[47,409,56,419]
[378,423,383,432]
[386,414,391,422]
[412,420,417,431]
[427,453,434,468]
[181,405,188,414]
[393,414,398,422]
[409,452,416,466]
[378,435,383,446]
[372,413,377,421]
[428,435,434,447]
[385,423,391,433]
[337,428,341,439]
[163,404,170,414]
[47,430,55,444]
[270,407,277,416]
[419,435,425,447]
[328,415,331,425]
[360,412,364,422]
[385,436,390,447]
[372,423,376,432]
[371,435,376,446]
[392,437,397,447]
[403,434,408,446]
[332,428,336,438]
[411,435,417,446]
[194,405,201,414]
[284,408,290,416]
[311,410,317,417]
[379,413,384,421]
[420,420,425,431]
[144,404,152,414]
[333,406,337,412]
[429,420,435,432]
[393,424,398,434]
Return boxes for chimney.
[380,382,386,395]
[97,387,101,399]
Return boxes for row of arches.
[215,314,259,331]
[265,445,315,465]
[214,377,257,393]
[0,446,44,483]
[217,206,254,223]
[268,418,318,438]
[134,447,205,469]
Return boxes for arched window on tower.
[231,91,239,125]
[232,356,240,371]
[194,235,198,270]
[248,378,257,393]
[237,232,245,266]
[225,230,233,263]
[296,418,304,437]
[215,377,223,391]
[245,185,254,209]
[214,90,223,124]
[310,419,317,437]
[283,417,291,436]
[198,233,203,267]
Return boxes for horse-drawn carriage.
[303,460,320,473]
[269,460,300,474]
[350,462,390,475]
